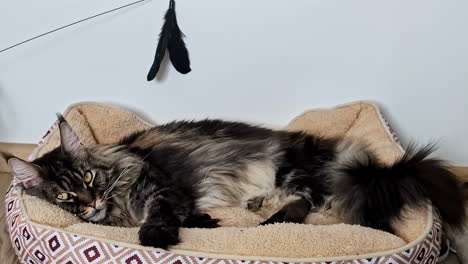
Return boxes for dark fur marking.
[262,198,312,224]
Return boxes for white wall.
[0,0,467,165]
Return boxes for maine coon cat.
[4,115,466,249]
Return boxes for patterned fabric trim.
[376,109,402,147]
[380,115,401,146]
[6,183,441,264]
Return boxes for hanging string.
[0,0,149,54]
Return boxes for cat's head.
[4,116,116,223]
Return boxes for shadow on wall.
[371,101,408,148]
[0,81,17,141]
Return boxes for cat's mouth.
[80,198,108,223]
[86,207,107,222]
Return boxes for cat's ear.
[58,115,85,157]
[8,158,43,189]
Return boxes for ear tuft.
[58,118,85,156]
[8,158,43,189]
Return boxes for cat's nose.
[78,190,94,205]
[88,200,96,208]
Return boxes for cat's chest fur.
[194,159,289,210]
[101,181,149,226]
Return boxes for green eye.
[56,192,72,201]
[83,171,94,184]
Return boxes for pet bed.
[5,102,442,264]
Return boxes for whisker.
[102,164,132,197]
[142,149,155,161]
[104,194,118,201]
[104,201,119,207]
[78,211,87,217]
[102,162,138,200]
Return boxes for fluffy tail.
[331,145,465,233]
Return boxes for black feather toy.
[147,0,191,81]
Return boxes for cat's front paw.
[139,224,180,249]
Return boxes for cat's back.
[158,119,276,140]
[121,119,279,147]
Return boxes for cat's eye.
[83,171,94,184]
[56,192,73,202]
